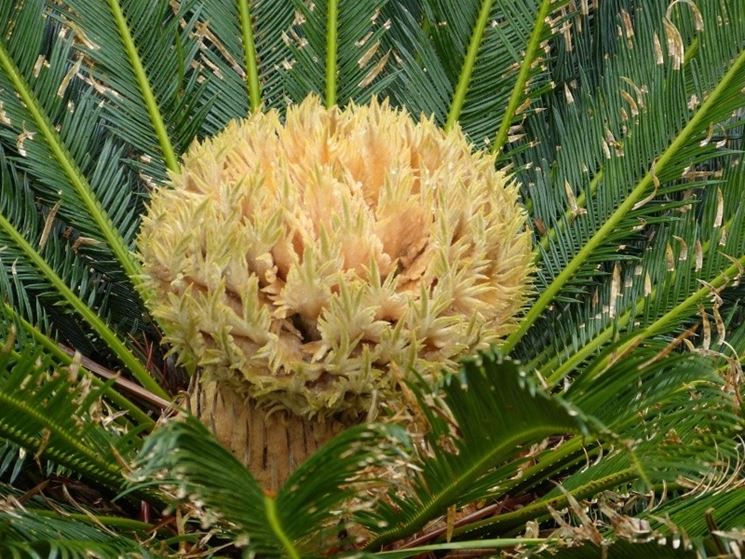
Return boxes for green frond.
[194,0,295,130]
[0,511,152,559]
[362,352,588,549]
[645,478,745,540]
[503,0,745,357]
[2,302,154,427]
[564,355,739,488]
[0,1,148,347]
[453,344,741,540]
[455,465,638,538]
[0,150,165,398]
[285,0,393,106]
[371,537,549,558]
[443,0,496,130]
[0,343,135,491]
[104,0,179,171]
[490,0,555,154]
[54,0,210,178]
[382,0,560,143]
[0,0,140,281]
[530,149,745,385]
[510,454,745,558]
[532,541,698,559]
[132,415,407,557]
[0,441,27,483]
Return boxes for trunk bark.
[189,379,353,491]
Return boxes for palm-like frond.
[361,352,588,548]
[526,448,745,558]
[0,341,136,491]
[363,537,548,558]
[1,301,155,427]
[132,415,406,557]
[0,0,140,280]
[646,480,745,541]
[193,0,294,127]
[0,152,165,397]
[382,0,559,144]
[525,116,745,388]
[0,511,152,559]
[533,541,697,559]
[507,0,745,362]
[393,345,740,543]
[285,0,394,106]
[52,0,211,177]
[0,0,167,396]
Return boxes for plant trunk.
[189,379,351,491]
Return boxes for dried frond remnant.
[137,96,533,418]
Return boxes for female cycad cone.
[138,96,532,421]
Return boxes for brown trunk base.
[189,380,352,491]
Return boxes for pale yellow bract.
[137,96,533,418]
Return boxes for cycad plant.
[0,0,744,557]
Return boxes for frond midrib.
[325,0,339,107]
[454,467,637,538]
[491,0,553,154]
[105,0,179,171]
[264,494,301,559]
[238,0,262,111]
[444,0,494,130]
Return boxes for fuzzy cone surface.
[137,96,532,417]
